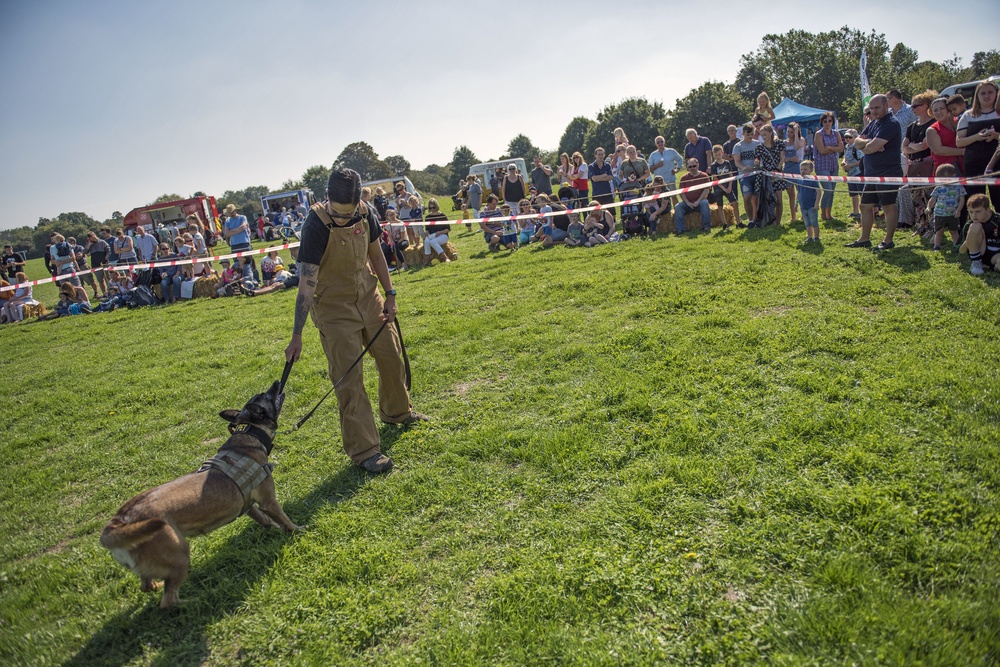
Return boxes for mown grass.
[1,192,999,666]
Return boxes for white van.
[362,176,420,202]
[468,159,528,196]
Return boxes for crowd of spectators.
[2,206,305,324]
[5,86,1000,323]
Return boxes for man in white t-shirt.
[133,226,158,262]
[648,135,685,203]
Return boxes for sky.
[1,0,998,230]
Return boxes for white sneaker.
[970,260,985,276]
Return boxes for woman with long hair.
[557,152,572,187]
[783,122,805,222]
[955,80,1000,208]
[569,152,589,207]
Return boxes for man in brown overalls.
[285,169,426,473]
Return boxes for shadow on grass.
[740,224,792,242]
[63,462,378,667]
[876,247,931,272]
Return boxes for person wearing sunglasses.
[286,169,427,475]
[813,112,844,221]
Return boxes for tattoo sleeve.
[292,262,319,335]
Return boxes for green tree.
[506,134,538,161]
[902,61,953,100]
[663,82,750,147]
[300,165,331,198]
[558,117,595,157]
[332,141,391,181]
[449,146,479,192]
[280,179,303,191]
[151,193,184,204]
[971,50,1000,78]
[889,43,919,80]
[735,27,894,122]
[218,185,270,218]
[582,98,666,158]
[734,63,767,105]
[409,170,449,195]
[32,212,99,256]
[384,155,411,176]
[0,226,35,257]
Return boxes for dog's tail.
[100,518,166,550]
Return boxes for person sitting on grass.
[261,250,284,286]
[565,212,586,247]
[215,258,240,297]
[38,281,92,320]
[516,199,536,246]
[422,198,451,263]
[96,284,130,312]
[479,195,504,251]
[0,273,37,323]
[583,211,609,246]
[237,257,259,291]
[240,270,299,297]
[927,164,966,252]
[958,193,999,276]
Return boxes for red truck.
[123,195,220,235]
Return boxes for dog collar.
[228,423,276,454]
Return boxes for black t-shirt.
[709,162,734,193]
[907,119,933,161]
[3,253,19,278]
[549,203,570,232]
[722,138,739,169]
[424,211,450,234]
[297,206,381,266]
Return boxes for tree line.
[4,27,997,259]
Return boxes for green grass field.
[2,191,999,666]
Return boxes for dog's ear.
[219,409,241,423]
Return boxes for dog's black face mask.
[221,381,284,428]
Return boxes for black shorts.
[861,183,897,206]
[709,190,737,205]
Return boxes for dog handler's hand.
[383,295,397,323]
[285,335,302,362]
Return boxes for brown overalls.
[310,205,413,464]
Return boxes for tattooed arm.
[284,262,319,362]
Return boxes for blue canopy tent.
[770,98,835,151]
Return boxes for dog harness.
[198,424,276,514]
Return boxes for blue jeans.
[674,200,711,232]
[802,208,819,228]
[816,166,838,210]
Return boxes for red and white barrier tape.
[762,171,1000,186]
[0,241,300,293]
[384,172,746,227]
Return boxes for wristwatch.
[386,289,397,297]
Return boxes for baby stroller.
[618,184,649,238]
